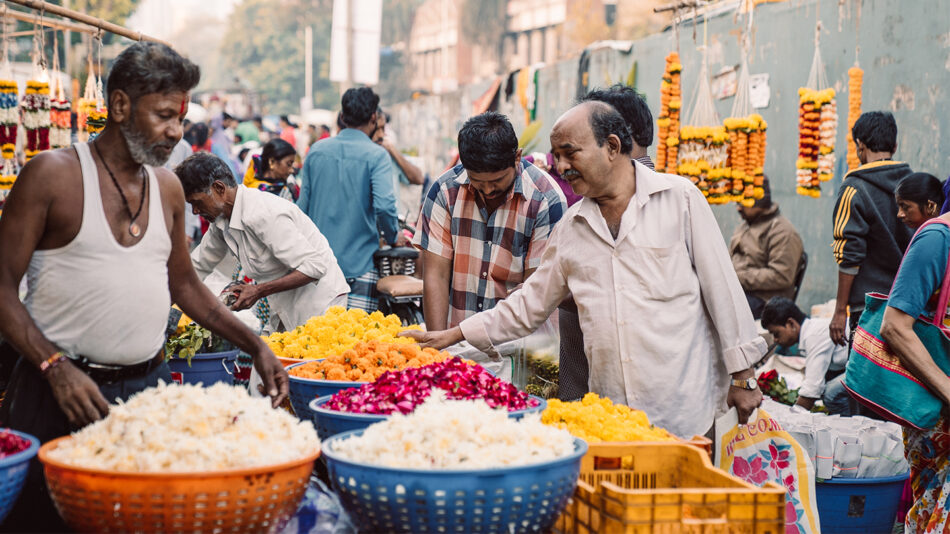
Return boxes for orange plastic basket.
[39,437,319,534]
[553,442,786,534]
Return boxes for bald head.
[552,101,633,155]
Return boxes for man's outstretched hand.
[399,327,464,350]
[252,346,289,408]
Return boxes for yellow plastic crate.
[553,442,786,534]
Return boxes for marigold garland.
[676,125,730,204]
[796,88,836,198]
[21,81,50,162]
[846,67,863,171]
[655,52,682,173]
[724,114,767,207]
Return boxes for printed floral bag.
[716,406,821,534]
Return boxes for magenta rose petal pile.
[323,357,539,415]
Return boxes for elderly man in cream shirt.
[177,152,349,331]
[405,101,767,438]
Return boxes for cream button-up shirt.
[192,186,350,330]
[460,162,767,437]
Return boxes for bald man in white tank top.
[0,43,288,532]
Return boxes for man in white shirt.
[404,101,767,438]
[177,153,349,331]
[761,297,850,414]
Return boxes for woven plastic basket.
[0,430,39,523]
[323,429,587,533]
[39,437,320,533]
[308,394,547,440]
[286,361,366,418]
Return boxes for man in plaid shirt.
[413,112,567,331]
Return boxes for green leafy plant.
[164,324,234,365]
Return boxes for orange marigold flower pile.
[287,340,452,382]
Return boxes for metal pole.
[4,0,171,46]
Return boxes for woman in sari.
[881,174,950,532]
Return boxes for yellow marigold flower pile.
[263,306,420,360]
[541,393,675,442]
[287,340,451,382]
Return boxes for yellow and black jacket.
[832,160,914,307]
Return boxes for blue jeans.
[823,373,853,415]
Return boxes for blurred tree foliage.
[382,0,425,45]
[460,0,506,49]
[70,0,142,26]
[219,0,335,115]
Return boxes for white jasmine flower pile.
[48,382,319,472]
[330,394,575,469]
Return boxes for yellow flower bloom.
[541,393,676,442]
[262,306,420,359]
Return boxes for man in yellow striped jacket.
[829,111,913,346]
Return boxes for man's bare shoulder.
[153,165,184,203]
[18,147,80,184]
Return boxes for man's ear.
[108,90,132,124]
[514,148,523,165]
[211,180,227,195]
[606,134,622,159]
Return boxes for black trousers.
[558,305,589,402]
[0,348,171,533]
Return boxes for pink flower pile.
[0,430,30,458]
[323,357,539,415]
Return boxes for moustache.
[563,170,581,179]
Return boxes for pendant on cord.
[129,222,141,238]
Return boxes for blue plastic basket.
[323,429,586,533]
[166,350,238,387]
[815,472,909,533]
[286,361,366,419]
[308,395,548,440]
[0,430,39,523]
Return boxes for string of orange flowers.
[655,52,681,173]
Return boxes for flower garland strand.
[677,125,730,203]
[49,78,71,149]
[21,80,50,162]
[724,114,767,207]
[796,88,835,197]
[655,52,682,173]
[845,66,863,171]
[0,79,18,194]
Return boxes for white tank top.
[25,143,171,365]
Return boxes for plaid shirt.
[413,160,567,327]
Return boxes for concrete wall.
[389,0,950,309]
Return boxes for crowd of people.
[0,38,948,532]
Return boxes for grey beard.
[120,120,173,167]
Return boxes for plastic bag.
[716,402,822,533]
[280,477,355,534]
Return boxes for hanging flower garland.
[21,80,50,162]
[0,80,17,180]
[655,52,682,173]
[796,88,835,197]
[818,94,837,181]
[677,125,730,203]
[49,80,71,149]
[845,66,863,171]
[724,114,767,207]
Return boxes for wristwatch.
[731,377,758,390]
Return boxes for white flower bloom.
[47,382,320,472]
